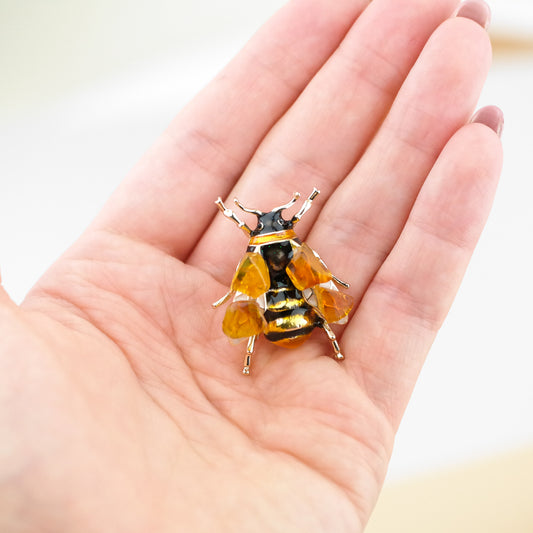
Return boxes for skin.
[0,0,503,531]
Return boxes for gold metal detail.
[215,198,252,235]
[291,188,319,224]
[212,290,234,308]
[243,335,256,375]
[322,321,344,360]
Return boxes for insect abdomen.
[263,288,321,348]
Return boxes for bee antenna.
[271,192,301,213]
[234,198,264,216]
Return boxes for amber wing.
[230,252,270,298]
[222,300,266,339]
[286,242,354,324]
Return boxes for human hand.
[0,0,503,531]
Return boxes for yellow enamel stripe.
[248,230,296,246]
[266,295,306,311]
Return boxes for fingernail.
[471,105,504,137]
[456,0,491,30]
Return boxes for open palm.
[1,1,502,532]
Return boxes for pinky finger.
[343,107,504,427]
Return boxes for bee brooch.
[213,188,354,375]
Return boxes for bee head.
[234,192,300,236]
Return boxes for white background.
[1,0,532,480]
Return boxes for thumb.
[0,269,17,308]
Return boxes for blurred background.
[1,1,532,530]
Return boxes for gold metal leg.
[243,336,257,375]
[322,322,344,361]
[317,257,350,289]
[332,275,350,289]
[215,198,252,235]
[212,290,234,308]
[291,188,320,224]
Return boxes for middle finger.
[189,0,459,280]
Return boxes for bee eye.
[277,218,285,226]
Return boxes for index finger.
[89,0,371,258]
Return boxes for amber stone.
[286,243,332,290]
[231,252,270,298]
[222,301,266,339]
[314,286,354,324]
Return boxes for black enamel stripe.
[264,326,316,343]
[264,307,305,322]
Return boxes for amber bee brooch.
[213,188,354,375]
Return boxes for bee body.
[213,188,354,375]
[260,242,322,348]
